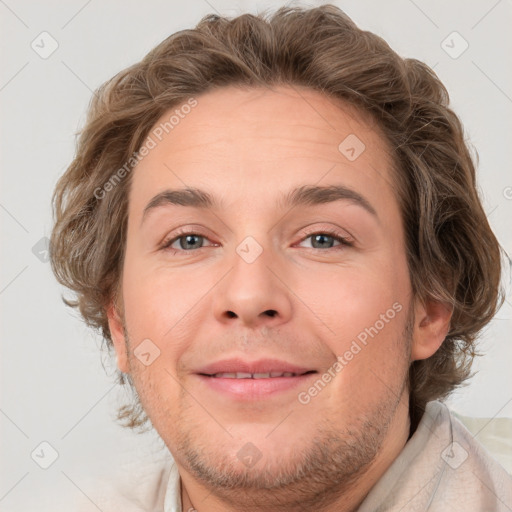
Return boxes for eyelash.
[300,227,354,249]
[160,227,354,254]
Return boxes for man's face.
[108,85,431,507]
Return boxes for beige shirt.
[88,401,512,511]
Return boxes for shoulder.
[75,455,176,512]
[439,401,512,510]
[358,400,512,512]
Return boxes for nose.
[212,242,293,329]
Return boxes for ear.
[106,301,130,374]
[411,297,452,361]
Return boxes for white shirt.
[86,401,512,511]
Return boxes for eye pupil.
[312,234,334,249]
[167,231,345,253]
[180,234,203,250]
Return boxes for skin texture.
[107,85,452,512]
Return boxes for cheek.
[128,362,179,436]
[122,256,200,340]
[292,252,411,402]
[121,257,212,387]
[294,261,407,346]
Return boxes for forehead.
[128,85,397,219]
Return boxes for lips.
[194,358,319,400]
[210,371,306,379]
[196,358,317,378]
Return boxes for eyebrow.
[141,184,377,226]
[281,184,377,217]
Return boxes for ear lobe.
[411,298,453,362]
[106,302,130,374]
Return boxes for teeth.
[253,372,271,379]
[212,372,298,379]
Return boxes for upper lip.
[196,358,317,376]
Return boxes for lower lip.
[195,373,317,400]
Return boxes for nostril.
[226,311,237,318]
[264,310,277,317]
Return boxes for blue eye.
[298,231,353,250]
[306,233,338,249]
[162,233,209,251]
[160,229,353,254]
[177,234,203,250]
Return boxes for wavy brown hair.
[50,4,504,430]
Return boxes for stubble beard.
[173,317,413,511]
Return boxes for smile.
[196,371,318,400]
[208,371,314,379]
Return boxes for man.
[49,4,512,511]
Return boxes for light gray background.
[1,0,511,510]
